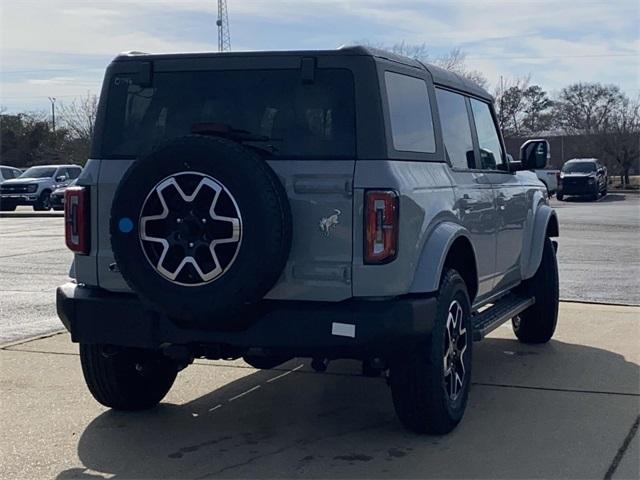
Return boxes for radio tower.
[216,0,231,52]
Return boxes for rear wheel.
[512,237,559,343]
[80,344,178,410]
[389,270,472,434]
[33,190,52,211]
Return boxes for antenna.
[216,0,231,52]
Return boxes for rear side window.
[435,89,475,170]
[470,99,505,170]
[384,72,435,153]
[101,69,356,159]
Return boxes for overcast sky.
[1,0,638,112]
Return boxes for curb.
[0,330,66,350]
[559,298,640,308]
[611,189,640,194]
[0,212,64,218]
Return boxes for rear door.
[94,56,357,301]
[435,88,498,301]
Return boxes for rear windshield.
[563,162,596,173]
[101,68,356,159]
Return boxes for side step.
[472,293,535,341]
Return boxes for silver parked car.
[57,47,559,434]
[0,164,82,211]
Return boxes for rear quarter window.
[384,71,436,153]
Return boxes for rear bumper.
[56,282,437,358]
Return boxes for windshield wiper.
[191,122,279,148]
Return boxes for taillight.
[364,190,398,264]
[65,187,90,254]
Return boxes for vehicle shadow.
[561,193,626,203]
[56,338,639,479]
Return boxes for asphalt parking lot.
[551,193,640,305]
[0,194,639,479]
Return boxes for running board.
[472,294,535,341]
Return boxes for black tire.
[556,193,563,201]
[80,344,177,410]
[512,237,559,344]
[243,355,291,370]
[389,270,472,434]
[33,190,52,211]
[0,201,17,211]
[110,135,292,328]
[52,205,64,211]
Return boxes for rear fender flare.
[409,222,477,294]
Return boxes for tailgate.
[95,159,355,302]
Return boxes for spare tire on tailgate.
[110,135,292,328]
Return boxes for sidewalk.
[1,302,638,479]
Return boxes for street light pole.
[48,97,56,132]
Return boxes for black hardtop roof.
[113,45,492,101]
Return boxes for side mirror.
[56,175,67,183]
[519,139,550,170]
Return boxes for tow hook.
[311,357,329,372]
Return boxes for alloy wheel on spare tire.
[110,135,292,328]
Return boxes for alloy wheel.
[139,172,242,286]
[443,299,468,402]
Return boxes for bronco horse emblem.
[319,209,341,236]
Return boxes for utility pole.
[499,76,504,130]
[216,0,231,52]
[48,97,56,132]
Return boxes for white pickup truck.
[534,169,560,196]
[507,154,558,196]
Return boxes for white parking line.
[228,385,261,402]
[266,364,304,383]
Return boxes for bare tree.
[358,41,488,88]
[433,48,487,89]
[59,92,98,142]
[553,83,624,135]
[494,76,529,136]
[600,96,640,185]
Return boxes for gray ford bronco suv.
[57,47,559,434]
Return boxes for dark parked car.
[50,179,77,211]
[557,158,607,201]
